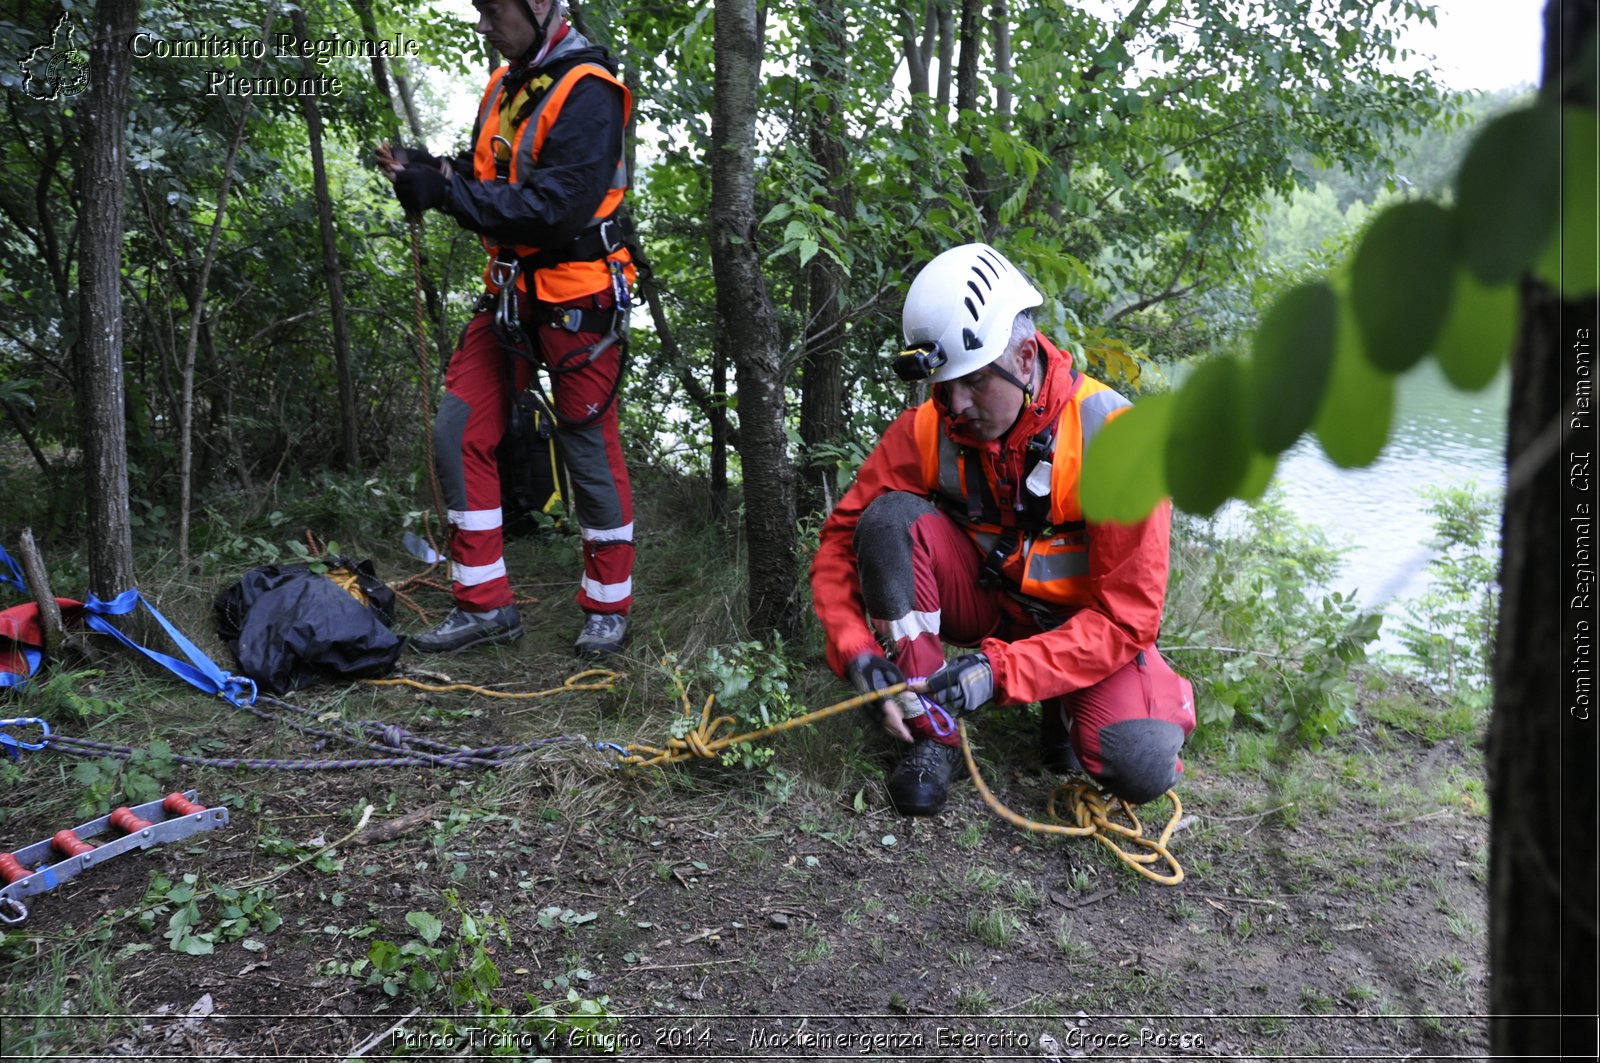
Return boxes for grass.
[0,465,1497,1059]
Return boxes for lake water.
[1220,359,1508,634]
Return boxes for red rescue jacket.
[809,334,1173,705]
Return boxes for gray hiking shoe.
[410,605,522,654]
[574,612,627,659]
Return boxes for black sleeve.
[440,74,624,251]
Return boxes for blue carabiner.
[0,717,51,760]
[593,741,630,768]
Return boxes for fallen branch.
[16,528,63,658]
[350,804,443,847]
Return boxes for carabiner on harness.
[0,717,51,761]
[490,135,513,181]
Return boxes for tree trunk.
[391,58,427,141]
[1488,1,1598,1056]
[176,68,263,561]
[956,0,985,208]
[347,0,400,137]
[293,6,359,470]
[991,0,1012,130]
[936,1,954,115]
[711,0,801,639]
[900,0,935,99]
[798,0,851,518]
[75,0,138,600]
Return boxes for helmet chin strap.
[526,0,560,56]
[997,357,1041,435]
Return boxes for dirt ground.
[0,511,1489,1061]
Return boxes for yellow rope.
[616,674,1186,885]
[958,720,1185,885]
[358,660,1184,883]
[365,669,621,700]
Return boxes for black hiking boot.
[410,605,523,654]
[1039,704,1082,775]
[886,738,965,816]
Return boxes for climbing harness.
[0,790,229,925]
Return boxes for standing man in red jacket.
[379,0,634,658]
[810,243,1195,815]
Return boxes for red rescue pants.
[434,289,634,614]
[855,492,1194,802]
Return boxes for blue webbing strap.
[0,544,27,595]
[81,590,257,707]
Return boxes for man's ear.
[1015,335,1039,378]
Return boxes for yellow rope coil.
[959,720,1184,885]
[618,676,1186,885]
[365,669,621,700]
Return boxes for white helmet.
[897,243,1043,383]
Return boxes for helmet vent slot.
[967,279,985,304]
[962,327,982,350]
[963,296,978,319]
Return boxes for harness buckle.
[553,307,584,333]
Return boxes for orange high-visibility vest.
[911,374,1131,607]
[471,62,633,304]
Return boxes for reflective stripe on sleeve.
[871,609,943,643]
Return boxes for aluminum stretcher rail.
[0,790,229,925]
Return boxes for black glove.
[922,653,994,716]
[394,162,448,219]
[390,145,442,170]
[845,653,906,726]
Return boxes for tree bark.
[991,0,1012,130]
[798,0,851,518]
[75,0,138,600]
[956,0,986,208]
[899,0,936,99]
[391,59,427,141]
[711,0,801,639]
[17,529,63,660]
[1488,1,1598,1056]
[293,5,360,470]
[936,1,955,115]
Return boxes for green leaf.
[1313,296,1394,468]
[1433,269,1518,391]
[1246,282,1338,452]
[1167,358,1250,516]
[406,911,442,945]
[1535,105,1599,298]
[1350,202,1456,373]
[1235,449,1280,503]
[1080,393,1174,523]
[1453,104,1563,285]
